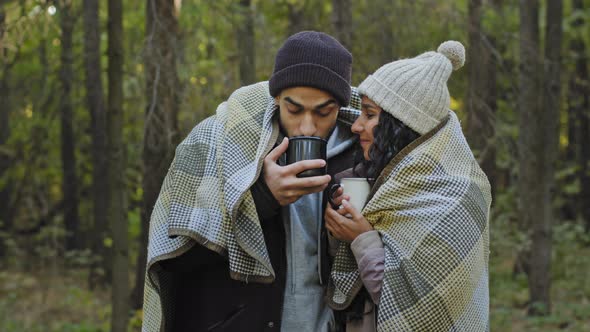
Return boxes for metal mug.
[286,136,328,178]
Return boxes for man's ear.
[274,96,280,106]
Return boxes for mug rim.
[288,135,328,144]
[340,177,374,182]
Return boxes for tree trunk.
[566,78,579,161]
[483,35,498,195]
[377,1,394,65]
[526,0,561,316]
[331,0,352,50]
[568,0,590,231]
[83,0,110,288]
[58,0,81,251]
[519,0,559,316]
[466,0,497,198]
[236,0,255,85]
[132,0,181,310]
[108,0,129,330]
[566,0,582,162]
[0,9,12,258]
[543,0,562,185]
[287,2,305,37]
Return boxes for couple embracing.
[142,31,491,332]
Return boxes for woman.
[325,41,492,331]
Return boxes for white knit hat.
[358,40,465,135]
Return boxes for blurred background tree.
[0,0,589,331]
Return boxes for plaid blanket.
[142,81,361,331]
[327,111,492,331]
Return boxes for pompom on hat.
[358,40,466,135]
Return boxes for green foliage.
[489,217,590,331]
[2,0,590,331]
[0,267,149,332]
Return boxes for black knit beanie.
[269,31,352,106]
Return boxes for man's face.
[275,87,340,139]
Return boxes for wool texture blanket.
[142,81,361,331]
[327,111,492,332]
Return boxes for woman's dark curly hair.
[353,110,421,181]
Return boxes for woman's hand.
[325,200,373,243]
[329,186,349,208]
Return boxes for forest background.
[0,0,589,331]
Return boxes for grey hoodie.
[280,123,357,332]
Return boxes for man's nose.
[300,114,317,136]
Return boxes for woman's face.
[351,96,382,160]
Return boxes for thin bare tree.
[567,0,590,231]
[0,8,13,258]
[518,0,563,316]
[83,0,110,287]
[287,1,306,37]
[331,0,352,50]
[133,0,181,310]
[466,0,497,196]
[236,0,256,85]
[57,0,81,251]
[107,0,130,329]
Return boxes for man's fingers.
[288,174,331,189]
[287,183,329,199]
[265,137,289,162]
[285,159,326,175]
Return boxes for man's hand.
[263,137,331,206]
[325,200,373,243]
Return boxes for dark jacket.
[158,146,356,332]
[158,176,285,332]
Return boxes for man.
[142,31,360,332]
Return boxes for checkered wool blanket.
[327,112,492,331]
[142,81,361,331]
